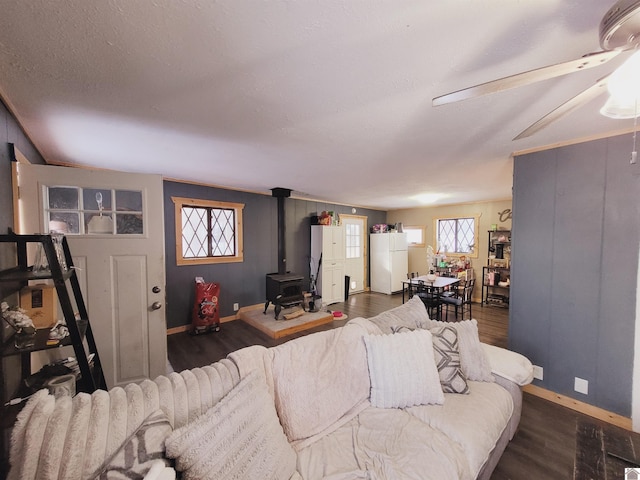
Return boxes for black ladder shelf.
[0,233,107,395]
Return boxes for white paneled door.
[17,163,167,388]
[342,215,367,294]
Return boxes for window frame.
[43,185,145,236]
[404,225,426,248]
[344,221,362,259]
[172,196,244,266]
[433,214,480,258]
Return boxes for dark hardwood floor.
[167,292,637,479]
[167,292,508,372]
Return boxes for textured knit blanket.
[8,359,240,480]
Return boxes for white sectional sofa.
[7,296,533,480]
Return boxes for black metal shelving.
[483,230,511,307]
[0,233,106,396]
[482,265,511,307]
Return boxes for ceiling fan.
[433,0,640,140]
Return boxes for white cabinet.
[323,263,345,305]
[370,232,408,294]
[311,225,345,304]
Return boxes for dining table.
[402,275,461,303]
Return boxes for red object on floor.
[191,279,220,334]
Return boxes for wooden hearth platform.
[240,305,334,339]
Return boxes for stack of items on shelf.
[482,229,511,307]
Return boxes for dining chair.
[442,278,475,321]
[446,270,468,297]
[414,280,442,320]
[406,272,419,299]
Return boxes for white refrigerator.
[370,232,408,294]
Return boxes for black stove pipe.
[271,188,292,275]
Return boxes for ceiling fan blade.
[432,50,620,107]
[513,74,611,140]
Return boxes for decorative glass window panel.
[210,208,236,256]
[48,187,79,209]
[83,189,112,210]
[115,190,143,234]
[44,186,144,235]
[437,217,477,255]
[345,223,361,259]
[181,207,208,258]
[116,214,143,234]
[173,197,244,265]
[50,212,80,234]
[116,190,143,212]
[47,187,81,233]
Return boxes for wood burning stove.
[264,188,304,319]
[264,272,303,319]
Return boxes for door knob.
[152,286,161,293]
[151,301,162,310]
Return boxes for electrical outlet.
[233,303,239,312]
[532,365,543,381]
[574,377,589,395]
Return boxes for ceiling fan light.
[607,50,640,100]
[600,94,640,119]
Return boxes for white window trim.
[433,214,480,259]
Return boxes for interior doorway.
[340,214,368,294]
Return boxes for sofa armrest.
[480,343,534,386]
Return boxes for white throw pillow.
[367,295,431,334]
[165,372,297,480]
[450,319,494,382]
[424,319,493,382]
[363,329,444,408]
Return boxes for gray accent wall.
[0,100,45,296]
[0,101,45,235]
[163,180,386,329]
[0,99,45,401]
[510,133,640,416]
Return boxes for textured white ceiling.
[0,0,633,209]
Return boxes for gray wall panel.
[547,141,606,398]
[596,134,639,413]
[511,133,639,416]
[163,181,276,328]
[0,102,45,234]
[163,181,386,329]
[510,149,557,368]
[0,100,45,402]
